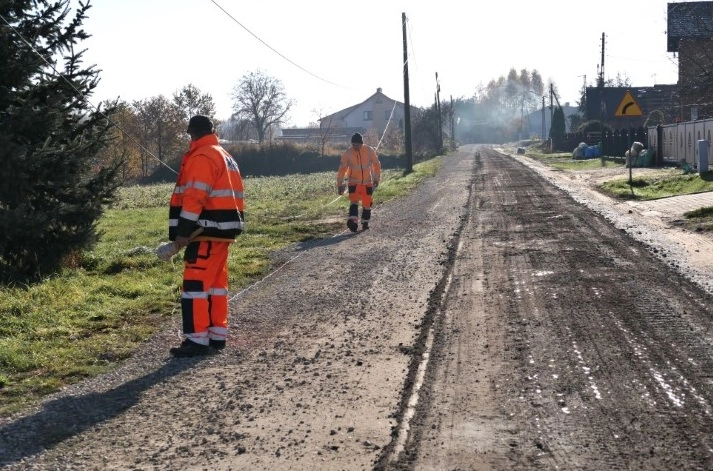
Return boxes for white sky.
[73,0,682,127]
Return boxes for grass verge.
[599,170,713,200]
[678,206,713,233]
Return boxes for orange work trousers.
[181,240,231,346]
[347,184,373,224]
[347,184,374,208]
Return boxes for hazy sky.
[72,0,681,127]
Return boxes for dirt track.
[3,146,713,470]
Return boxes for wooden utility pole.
[541,95,546,141]
[549,83,556,151]
[402,12,413,173]
[450,95,455,146]
[549,83,555,126]
[435,72,443,152]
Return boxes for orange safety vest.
[337,145,381,186]
[169,134,244,242]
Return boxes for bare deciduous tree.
[95,100,144,182]
[231,70,293,144]
[132,96,185,176]
[95,84,216,182]
[173,83,216,124]
[311,107,338,156]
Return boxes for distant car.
[517,147,526,155]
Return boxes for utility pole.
[578,74,587,113]
[435,72,443,153]
[450,95,455,147]
[519,93,524,141]
[549,83,555,151]
[598,33,606,87]
[402,12,412,173]
[549,83,554,129]
[541,95,546,141]
[598,33,606,127]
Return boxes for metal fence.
[557,128,648,158]
[557,122,712,169]
[649,119,713,168]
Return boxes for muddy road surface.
[3,146,713,470]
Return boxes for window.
[363,111,373,121]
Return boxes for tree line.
[436,68,569,146]
[97,70,293,183]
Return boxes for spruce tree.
[0,1,121,282]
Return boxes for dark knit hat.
[187,115,214,133]
[351,132,363,144]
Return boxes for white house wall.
[340,101,403,138]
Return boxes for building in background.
[581,1,713,127]
[585,85,680,128]
[667,1,713,122]
[280,88,410,145]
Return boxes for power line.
[209,0,344,88]
[404,14,431,106]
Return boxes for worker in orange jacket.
[337,132,381,232]
[168,115,245,357]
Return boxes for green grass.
[679,206,713,233]
[0,157,442,417]
[684,206,713,218]
[599,170,713,200]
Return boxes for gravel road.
[3,145,713,470]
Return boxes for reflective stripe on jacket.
[169,134,244,242]
[337,145,381,186]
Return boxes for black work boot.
[361,209,371,231]
[170,339,214,357]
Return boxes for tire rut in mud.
[394,147,713,470]
[373,157,479,470]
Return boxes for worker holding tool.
[337,132,381,232]
[162,115,245,357]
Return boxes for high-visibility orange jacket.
[337,145,381,186]
[169,134,244,242]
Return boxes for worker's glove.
[373,181,379,189]
[155,241,180,262]
[337,184,346,195]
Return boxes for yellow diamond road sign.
[614,90,643,117]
